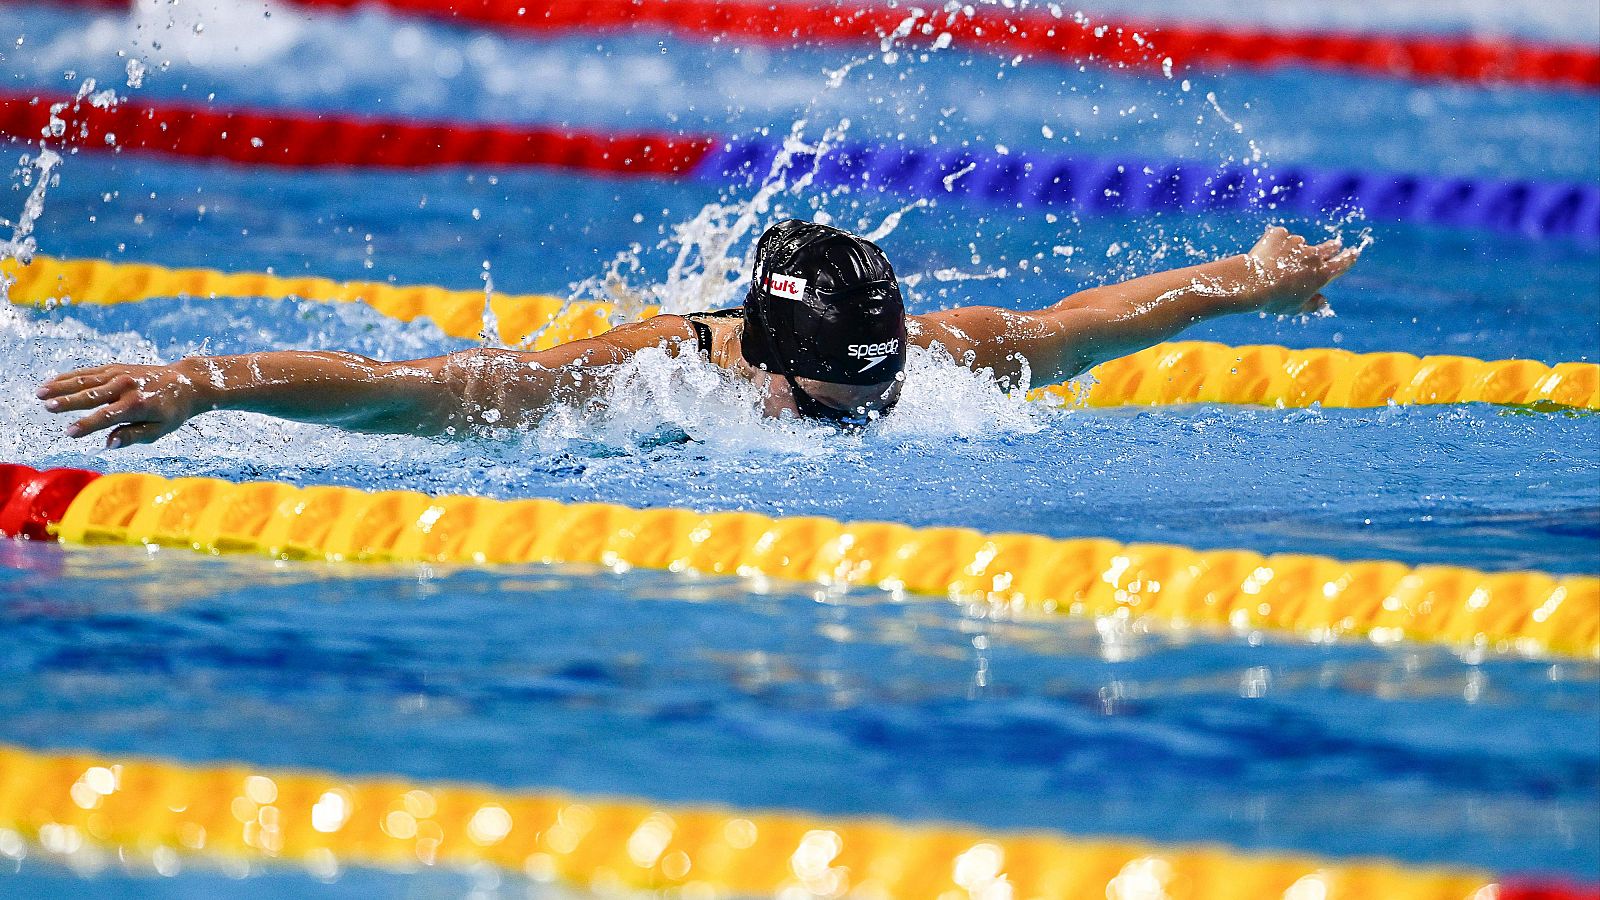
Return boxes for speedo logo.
[847,338,901,372]
[763,272,807,300]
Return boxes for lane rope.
[700,136,1600,242]
[9,254,1599,411]
[2,253,623,351]
[1,466,1594,658]
[3,91,712,174]
[1040,342,1600,411]
[6,742,1569,900]
[8,91,1598,241]
[276,0,1600,91]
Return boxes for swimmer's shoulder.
[680,309,744,368]
[593,313,696,355]
[906,311,976,356]
[623,310,742,368]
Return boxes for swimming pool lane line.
[3,741,1580,900]
[1035,343,1599,411]
[9,254,1599,411]
[1,90,712,174]
[2,253,612,353]
[269,0,1600,92]
[9,90,1600,242]
[698,136,1600,243]
[3,466,1595,659]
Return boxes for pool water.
[3,542,1598,881]
[2,0,1598,894]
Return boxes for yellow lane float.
[52,473,1600,658]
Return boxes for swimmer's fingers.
[68,394,162,439]
[104,421,176,449]
[37,368,118,401]
[1324,245,1361,279]
[41,374,136,413]
[1302,292,1330,315]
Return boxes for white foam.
[516,338,1046,460]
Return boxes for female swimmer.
[38,220,1357,444]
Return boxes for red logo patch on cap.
[763,272,807,300]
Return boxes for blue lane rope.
[695,136,1600,242]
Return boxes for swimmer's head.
[741,219,907,426]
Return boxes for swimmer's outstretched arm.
[37,317,694,447]
[920,226,1360,387]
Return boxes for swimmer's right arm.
[37,316,696,447]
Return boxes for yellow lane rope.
[1035,342,1598,410]
[2,254,612,351]
[7,254,1596,410]
[51,473,1600,658]
[0,743,1498,899]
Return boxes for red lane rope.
[0,91,716,174]
[1501,883,1600,900]
[278,0,1600,91]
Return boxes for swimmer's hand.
[1245,225,1361,316]
[38,363,203,448]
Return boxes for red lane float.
[0,91,715,174]
[0,464,101,541]
[279,0,1600,91]
[1501,883,1600,900]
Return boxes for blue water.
[1,0,1598,895]
[0,865,500,900]
[2,542,1597,882]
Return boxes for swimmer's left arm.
[921,226,1359,386]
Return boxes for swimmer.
[38,220,1358,445]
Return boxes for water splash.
[477,259,503,348]
[0,149,61,296]
[0,146,66,442]
[519,339,1046,459]
[561,116,884,326]
[557,3,977,325]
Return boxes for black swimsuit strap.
[687,318,714,358]
[683,308,744,359]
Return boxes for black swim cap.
[741,219,908,386]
